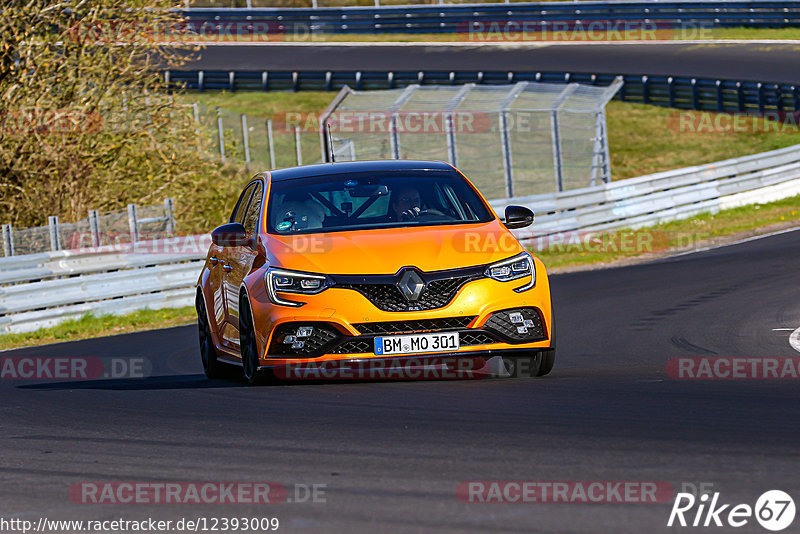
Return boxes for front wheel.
[196,292,223,379]
[239,295,268,386]
[535,348,556,377]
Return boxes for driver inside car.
[389,186,446,222]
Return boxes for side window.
[231,183,255,225]
[242,182,263,236]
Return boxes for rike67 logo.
[668,490,796,531]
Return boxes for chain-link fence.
[320,80,622,199]
[193,102,346,171]
[1,200,175,257]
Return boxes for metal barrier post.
[88,210,100,247]
[127,204,139,244]
[48,216,61,251]
[164,198,175,234]
[2,224,13,257]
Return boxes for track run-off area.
[2,228,800,532]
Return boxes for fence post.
[164,198,175,235]
[499,111,514,198]
[48,216,61,251]
[192,102,200,141]
[88,209,100,248]
[241,114,251,169]
[549,83,579,192]
[295,126,303,165]
[2,224,13,257]
[127,204,139,244]
[387,84,419,161]
[216,107,226,163]
[390,113,400,159]
[267,119,276,169]
[443,83,474,167]
[498,82,528,198]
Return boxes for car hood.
[266,220,525,275]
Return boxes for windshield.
[266,170,494,235]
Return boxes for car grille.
[353,316,475,336]
[483,308,546,342]
[267,322,341,357]
[331,265,485,312]
[329,339,374,354]
[459,331,498,346]
[337,274,478,312]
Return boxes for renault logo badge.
[397,270,425,301]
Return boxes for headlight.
[485,252,535,292]
[265,267,332,307]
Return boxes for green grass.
[606,102,800,180]
[534,194,800,269]
[0,307,196,350]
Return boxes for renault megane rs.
[196,160,554,384]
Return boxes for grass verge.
[534,194,800,270]
[0,307,196,351]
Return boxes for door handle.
[210,256,221,264]
[222,263,233,272]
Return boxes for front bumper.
[249,256,553,367]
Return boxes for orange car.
[196,160,554,384]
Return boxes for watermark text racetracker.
[69,481,326,505]
[457,481,674,503]
[667,357,800,380]
[1,357,150,380]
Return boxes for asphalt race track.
[2,228,800,533]
[181,42,800,84]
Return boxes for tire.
[239,294,268,386]
[535,313,556,377]
[502,352,543,378]
[196,291,223,379]
[536,349,556,377]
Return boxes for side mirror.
[503,205,534,229]
[211,222,250,247]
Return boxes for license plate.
[374,332,460,355]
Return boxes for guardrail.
[182,1,800,32]
[2,143,799,334]
[165,70,800,113]
[0,238,209,334]
[490,142,800,241]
